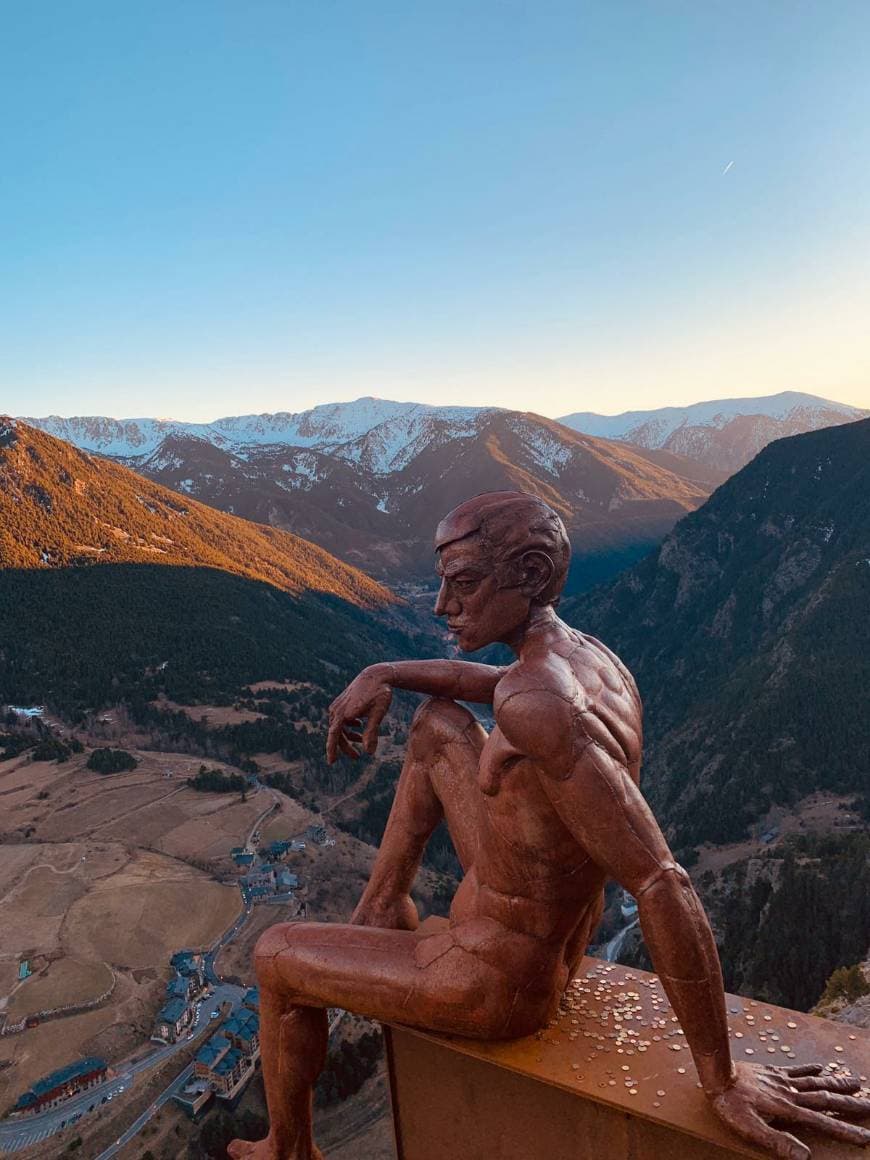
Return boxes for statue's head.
[433,491,571,652]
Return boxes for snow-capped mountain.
[26,398,497,475]
[558,391,867,474]
[25,402,727,589]
[28,391,863,587]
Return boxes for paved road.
[0,1070,132,1153]
[96,1063,194,1160]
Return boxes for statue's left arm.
[498,688,870,1160]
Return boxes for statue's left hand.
[711,1062,870,1159]
[327,668,393,763]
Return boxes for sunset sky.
[2,1,869,421]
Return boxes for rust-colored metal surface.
[388,956,870,1160]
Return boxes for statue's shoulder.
[492,655,578,763]
[576,632,642,710]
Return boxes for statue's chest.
[476,728,571,860]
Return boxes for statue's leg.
[353,698,486,923]
[406,697,487,871]
[230,700,489,1159]
[230,919,557,1160]
[227,991,327,1160]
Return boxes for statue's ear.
[519,550,555,602]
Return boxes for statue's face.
[434,538,531,652]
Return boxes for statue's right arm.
[327,660,506,763]
[497,687,870,1159]
[370,659,509,703]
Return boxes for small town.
[1,800,341,1154]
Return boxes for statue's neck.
[504,604,560,656]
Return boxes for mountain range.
[559,390,867,473]
[24,391,864,587]
[22,401,727,588]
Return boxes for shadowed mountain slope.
[564,417,870,1009]
[564,416,870,846]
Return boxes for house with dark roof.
[224,1009,260,1055]
[166,973,191,1001]
[193,989,261,1101]
[15,1058,107,1114]
[152,995,193,1043]
[170,950,205,988]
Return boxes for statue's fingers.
[729,1110,810,1160]
[782,1064,824,1078]
[771,1101,870,1146]
[794,1090,870,1117]
[789,1075,861,1094]
[338,733,359,760]
[326,721,340,764]
[344,730,363,742]
[363,702,388,754]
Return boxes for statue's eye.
[453,578,477,593]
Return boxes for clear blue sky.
[2,1,868,421]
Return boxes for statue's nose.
[434,579,457,617]
[434,578,448,616]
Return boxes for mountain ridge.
[558,390,867,473]
[0,417,392,608]
[22,405,726,588]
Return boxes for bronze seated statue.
[230,491,870,1160]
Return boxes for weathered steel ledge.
[385,955,870,1160]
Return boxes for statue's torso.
[449,625,643,954]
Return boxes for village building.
[171,949,206,989]
[152,996,193,1044]
[259,838,304,861]
[14,1058,107,1115]
[151,950,208,1042]
[192,991,261,1101]
[241,864,299,904]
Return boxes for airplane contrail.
[722,160,734,176]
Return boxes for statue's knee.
[253,923,296,989]
[410,697,477,750]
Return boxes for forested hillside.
[564,418,870,1008]
[0,417,390,606]
[565,416,870,846]
[0,418,435,725]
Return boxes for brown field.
[7,957,113,1019]
[0,744,260,1114]
[694,790,863,878]
[64,848,241,968]
[1,746,269,868]
[248,680,315,693]
[0,968,159,1109]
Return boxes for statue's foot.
[228,1136,323,1160]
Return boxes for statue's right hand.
[711,1062,870,1159]
[326,668,393,763]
